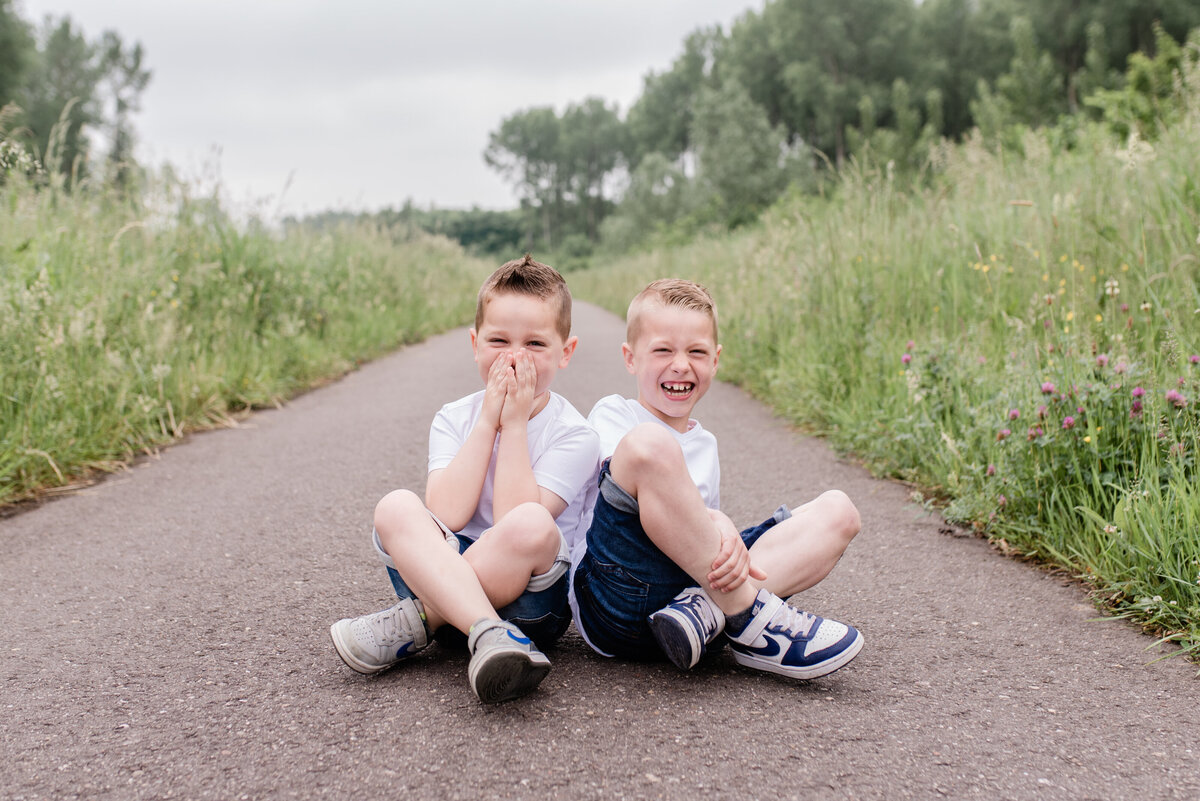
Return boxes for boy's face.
[470,291,576,403]
[622,303,720,432]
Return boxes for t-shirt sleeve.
[427,403,467,473]
[531,422,600,510]
[588,395,640,461]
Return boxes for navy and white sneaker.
[647,586,726,670]
[466,619,551,704]
[329,597,430,674]
[726,589,862,680]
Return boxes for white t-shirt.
[428,390,600,550]
[575,394,721,559]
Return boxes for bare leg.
[374,489,497,634]
[747,490,860,599]
[608,423,758,615]
[461,502,561,609]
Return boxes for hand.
[708,525,767,593]
[479,352,511,431]
[499,349,537,427]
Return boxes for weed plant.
[1,164,489,506]
[574,83,1200,660]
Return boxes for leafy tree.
[993,16,1065,127]
[0,0,32,109]
[625,27,723,169]
[1085,25,1199,139]
[691,79,795,226]
[19,16,103,178]
[484,106,563,248]
[560,97,623,241]
[99,30,151,188]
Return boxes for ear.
[469,328,479,360]
[558,335,578,368]
[621,342,636,374]
[713,342,722,372]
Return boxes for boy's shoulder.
[435,389,486,418]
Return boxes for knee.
[373,488,425,534]
[491,502,560,557]
[818,489,860,544]
[613,423,683,474]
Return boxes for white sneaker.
[726,589,863,680]
[466,619,550,703]
[329,598,429,674]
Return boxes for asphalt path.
[2,301,1198,801]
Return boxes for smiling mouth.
[662,382,694,398]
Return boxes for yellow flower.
[1042,273,1050,282]
[1059,278,1067,287]
[981,264,990,273]
[1033,250,1040,258]
[1066,311,1075,321]
[1059,254,1068,263]
[1064,326,1070,333]
[1121,263,1130,272]
[1084,436,1092,443]
[1094,314,1102,322]
[990,254,998,262]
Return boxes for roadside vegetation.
[0,161,488,506]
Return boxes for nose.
[671,352,689,372]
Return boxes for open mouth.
[661,381,694,399]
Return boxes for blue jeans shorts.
[573,458,791,660]
[371,515,571,651]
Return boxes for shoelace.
[772,603,817,639]
[681,593,719,631]
[371,606,407,646]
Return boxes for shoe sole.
[647,609,702,670]
[329,619,392,675]
[731,630,864,680]
[469,650,551,704]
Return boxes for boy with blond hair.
[570,279,864,677]
[331,255,599,704]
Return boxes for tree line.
[0,0,150,187]
[477,0,1199,262]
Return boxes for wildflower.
[1008,408,1020,420]
[986,464,996,476]
[1114,362,1128,374]
[1096,354,1109,368]
[1043,294,1055,305]
[1066,311,1075,322]
[1037,404,1048,419]
[1131,386,1145,398]
[997,495,1007,507]
[1062,416,1076,430]
[1027,426,1044,440]
[906,340,915,350]
[1077,406,1086,415]
[1041,382,1056,394]
[1165,389,1187,408]
[1191,355,1200,364]
[1084,436,1092,443]
[1120,303,1129,312]
[1140,301,1151,312]
[1170,442,1186,457]
[1103,525,1117,534]
[902,353,912,365]
[1094,314,1102,322]
[1130,400,1143,417]
[1105,279,1119,297]
[997,429,1011,441]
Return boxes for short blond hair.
[626,278,718,345]
[476,254,572,340]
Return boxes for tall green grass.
[1,166,490,506]
[573,101,1200,659]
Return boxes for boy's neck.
[635,396,692,433]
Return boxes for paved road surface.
[2,302,1197,801]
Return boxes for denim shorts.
[573,458,790,660]
[371,516,571,651]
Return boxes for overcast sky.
[18,1,760,219]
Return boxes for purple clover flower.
[1008,408,1020,420]
[1166,389,1187,408]
[1041,382,1056,394]
[997,429,1011,441]
[1131,386,1145,398]
[1062,416,1076,430]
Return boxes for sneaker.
[466,619,551,704]
[647,586,726,670]
[329,598,430,674]
[726,589,862,680]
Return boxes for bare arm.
[706,508,767,593]
[425,354,509,531]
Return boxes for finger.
[710,535,735,572]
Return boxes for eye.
[527,340,546,348]
[690,349,709,356]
